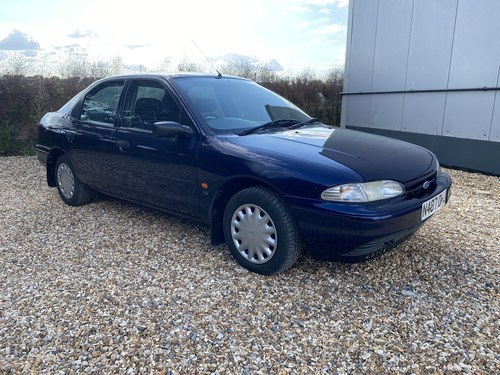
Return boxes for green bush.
[0,75,94,156]
[0,120,26,155]
[260,70,343,126]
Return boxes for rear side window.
[79,81,125,126]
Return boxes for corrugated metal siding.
[342,0,500,144]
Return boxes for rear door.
[63,79,125,190]
[110,78,200,217]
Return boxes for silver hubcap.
[57,163,75,199]
[231,204,277,264]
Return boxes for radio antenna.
[192,39,222,78]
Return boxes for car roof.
[103,72,247,81]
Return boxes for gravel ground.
[0,156,498,374]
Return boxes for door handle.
[116,139,130,151]
[65,131,76,142]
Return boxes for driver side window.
[122,80,191,131]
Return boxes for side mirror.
[152,121,194,137]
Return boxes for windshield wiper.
[238,119,300,136]
[239,119,307,136]
[287,118,320,129]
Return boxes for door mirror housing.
[152,121,194,137]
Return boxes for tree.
[177,57,202,72]
[59,54,89,78]
[109,56,124,76]
[2,53,30,75]
[221,54,257,80]
[89,61,110,79]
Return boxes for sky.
[0,0,349,76]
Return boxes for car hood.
[229,126,434,183]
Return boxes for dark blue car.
[35,73,452,275]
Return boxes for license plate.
[421,189,447,221]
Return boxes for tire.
[223,186,302,275]
[55,155,93,206]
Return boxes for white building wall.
[402,0,456,136]
[342,0,500,144]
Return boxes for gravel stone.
[0,156,499,373]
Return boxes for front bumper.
[289,173,452,262]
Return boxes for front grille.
[405,170,437,199]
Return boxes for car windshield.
[174,77,311,134]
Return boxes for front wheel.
[55,155,93,206]
[223,187,302,275]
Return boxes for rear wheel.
[223,187,301,275]
[55,155,93,206]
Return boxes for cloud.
[335,0,349,8]
[0,30,40,50]
[64,43,81,49]
[55,43,88,55]
[222,53,259,65]
[318,8,331,16]
[0,51,8,61]
[127,44,149,50]
[267,58,283,72]
[63,43,83,52]
[306,23,347,46]
[313,17,330,24]
[306,0,348,7]
[21,50,38,57]
[290,4,312,12]
[308,23,346,35]
[334,47,346,65]
[67,29,98,38]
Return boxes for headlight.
[435,157,441,175]
[321,180,405,202]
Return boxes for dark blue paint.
[36,74,452,261]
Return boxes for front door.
[111,79,199,217]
